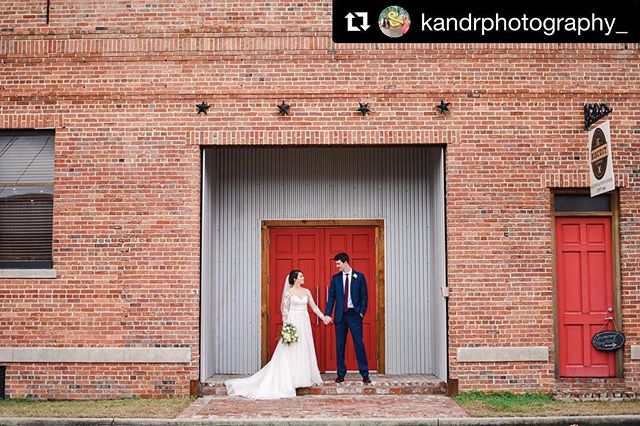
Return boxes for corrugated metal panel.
[200,149,214,382]
[429,149,448,381]
[201,146,446,376]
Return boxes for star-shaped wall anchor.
[196,101,210,115]
[357,103,371,116]
[435,100,451,114]
[277,101,291,116]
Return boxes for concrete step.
[202,373,447,397]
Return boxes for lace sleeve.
[307,290,325,320]
[281,292,291,322]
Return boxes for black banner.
[333,1,640,43]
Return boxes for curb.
[439,415,640,425]
[1,416,640,426]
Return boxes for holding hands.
[303,285,332,326]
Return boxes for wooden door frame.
[550,189,622,378]
[261,219,386,373]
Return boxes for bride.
[225,269,327,399]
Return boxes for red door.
[323,228,377,373]
[556,217,615,377]
[268,226,378,373]
[268,228,323,368]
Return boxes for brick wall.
[0,0,639,398]
[6,364,191,399]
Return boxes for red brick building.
[0,1,639,399]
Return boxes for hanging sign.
[592,330,625,352]
[589,121,615,197]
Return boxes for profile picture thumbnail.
[378,6,411,38]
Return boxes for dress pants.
[335,308,369,378]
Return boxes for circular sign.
[590,127,608,180]
[378,6,411,38]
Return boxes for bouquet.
[280,322,298,344]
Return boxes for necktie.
[343,273,349,312]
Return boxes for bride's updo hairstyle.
[288,270,302,286]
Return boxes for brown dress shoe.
[362,376,371,384]
[335,376,345,383]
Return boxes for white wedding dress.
[225,291,324,399]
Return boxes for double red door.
[268,226,377,373]
[556,217,615,377]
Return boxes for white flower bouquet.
[280,322,298,344]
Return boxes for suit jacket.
[324,270,368,323]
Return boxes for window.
[0,130,54,269]
[554,193,611,212]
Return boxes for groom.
[323,252,370,383]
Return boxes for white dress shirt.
[343,269,354,309]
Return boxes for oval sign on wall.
[590,127,609,180]
[592,331,625,351]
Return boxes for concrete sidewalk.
[2,415,640,425]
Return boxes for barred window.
[0,130,54,269]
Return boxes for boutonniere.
[352,273,358,280]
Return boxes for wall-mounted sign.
[589,121,615,197]
[592,330,625,352]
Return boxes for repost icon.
[345,12,370,31]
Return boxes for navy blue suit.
[324,270,369,378]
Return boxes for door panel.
[268,226,378,373]
[323,228,377,372]
[268,228,323,364]
[556,217,615,377]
